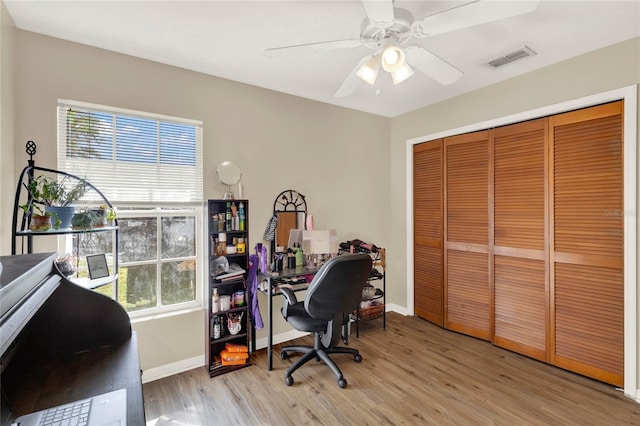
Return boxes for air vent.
[486,46,536,69]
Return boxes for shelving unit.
[11,144,119,292]
[353,247,385,338]
[206,199,251,377]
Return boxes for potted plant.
[89,204,115,227]
[19,203,53,232]
[71,209,99,229]
[106,207,117,226]
[24,175,89,229]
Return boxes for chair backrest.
[304,253,373,322]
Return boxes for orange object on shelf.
[225,343,248,353]
[220,349,249,366]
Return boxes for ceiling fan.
[264,0,540,97]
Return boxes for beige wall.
[7,29,390,372]
[1,1,15,256]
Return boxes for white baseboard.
[142,355,205,384]
[142,305,408,383]
[386,303,408,316]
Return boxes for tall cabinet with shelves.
[206,199,251,377]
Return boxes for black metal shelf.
[206,199,251,378]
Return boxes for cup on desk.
[287,257,296,269]
[275,257,284,271]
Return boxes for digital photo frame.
[86,254,109,279]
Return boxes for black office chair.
[279,253,373,388]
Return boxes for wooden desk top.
[2,333,145,426]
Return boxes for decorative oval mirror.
[216,161,242,199]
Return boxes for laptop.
[12,389,126,426]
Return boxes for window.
[57,100,203,316]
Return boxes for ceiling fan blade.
[264,39,363,58]
[362,0,395,28]
[335,56,370,98]
[412,0,540,38]
[405,45,463,86]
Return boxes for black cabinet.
[206,199,251,377]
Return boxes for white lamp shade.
[391,63,414,84]
[356,55,380,85]
[381,44,405,72]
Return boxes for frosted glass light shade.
[356,55,380,85]
[381,45,405,72]
[391,63,414,84]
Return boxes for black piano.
[0,253,145,425]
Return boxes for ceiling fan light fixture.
[381,44,405,72]
[356,54,380,85]
[391,63,413,84]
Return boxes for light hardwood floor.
[143,313,640,425]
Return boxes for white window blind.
[57,100,203,205]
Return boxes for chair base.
[281,333,362,388]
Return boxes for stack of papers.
[215,263,245,280]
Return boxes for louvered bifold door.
[492,119,548,361]
[445,131,490,340]
[414,140,444,325]
[550,101,624,387]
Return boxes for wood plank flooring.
[143,313,640,425]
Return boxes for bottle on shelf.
[217,213,224,232]
[217,233,227,256]
[212,215,218,233]
[213,315,221,339]
[225,202,232,231]
[212,287,219,313]
[295,243,304,267]
[239,202,245,231]
[236,238,245,254]
[231,202,238,230]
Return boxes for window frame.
[56,100,205,319]
[113,206,204,320]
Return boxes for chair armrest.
[280,287,298,319]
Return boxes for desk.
[258,265,320,371]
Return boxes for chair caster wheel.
[354,354,362,362]
[281,351,288,360]
[338,378,347,388]
[285,375,294,386]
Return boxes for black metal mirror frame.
[271,190,308,256]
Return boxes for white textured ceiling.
[5,0,640,117]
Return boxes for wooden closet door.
[445,131,490,340]
[493,119,547,361]
[550,101,624,386]
[413,140,444,325]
